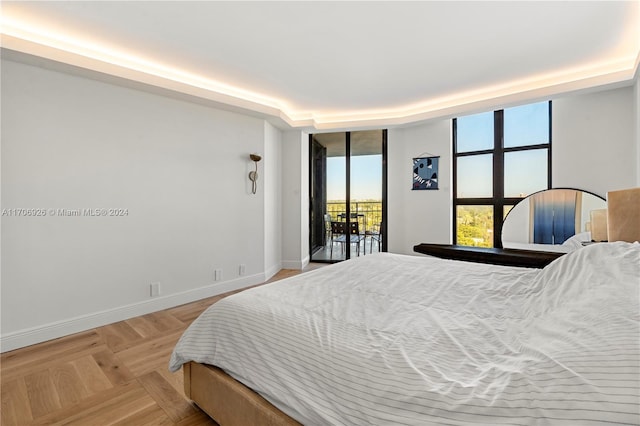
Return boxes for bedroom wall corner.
[263,121,282,280]
[387,120,452,255]
[281,130,310,270]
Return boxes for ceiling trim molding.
[2,20,638,131]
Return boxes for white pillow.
[562,231,592,250]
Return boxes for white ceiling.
[2,1,639,131]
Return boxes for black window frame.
[308,130,388,263]
[453,101,552,248]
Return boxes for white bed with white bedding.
[170,242,640,425]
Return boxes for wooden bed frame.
[183,361,301,426]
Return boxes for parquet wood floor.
[1,266,321,425]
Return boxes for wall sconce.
[249,153,262,194]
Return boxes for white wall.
[263,121,282,279]
[553,87,636,197]
[387,121,452,255]
[1,58,276,350]
[281,130,309,269]
[385,85,637,254]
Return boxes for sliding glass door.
[309,130,387,262]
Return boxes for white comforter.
[170,242,640,425]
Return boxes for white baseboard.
[264,262,282,281]
[282,255,310,270]
[0,273,264,353]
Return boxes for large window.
[453,101,551,248]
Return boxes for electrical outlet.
[239,264,246,276]
[150,282,160,297]
[214,269,223,281]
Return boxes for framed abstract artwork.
[412,156,439,190]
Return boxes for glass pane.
[504,101,549,148]
[327,158,345,202]
[311,133,346,262]
[456,205,494,248]
[456,111,494,153]
[350,130,383,256]
[457,154,493,198]
[504,149,548,197]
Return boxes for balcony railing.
[325,201,382,234]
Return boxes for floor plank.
[31,380,154,426]
[1,378,33,425]
[50,363,90,408]
[24,369,62,418]
[92,349,135,386]
[158,366,186,396]
[166,296,222,324]
[138,370,198,422]
[1,333,106,384]
[175,410,220,426]
[145,310,185,332]
[71,355,113,395]
[0,265,320,425]
[110,403,174,426]
[126,315,161,339]
[116,331,184,376]
[1,330,102,372]
[96,320,144,352]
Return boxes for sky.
[327,154,382,201]
[456,101,549,198]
